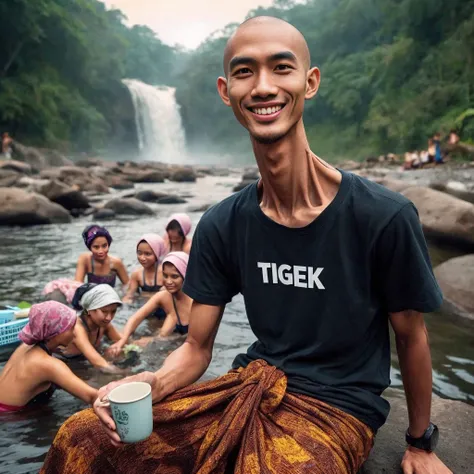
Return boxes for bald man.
[41,17,451,474]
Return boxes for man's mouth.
[248,104,284,116]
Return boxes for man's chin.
[250,131,286,145]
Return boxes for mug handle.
[96,395,111,408]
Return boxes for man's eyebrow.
[228,51,298,72]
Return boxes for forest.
[1,0,473,161]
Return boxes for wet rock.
[103,175,134,190]
[39,180,90,212]
[401,186,474,245]
[360,391,474,473]
[134,190,169,203]
[11,142,47,171]
[233,180,254,192]
[75,157,109,168]
[430,181,474,205]
[39,168,61,180]
[0,169,21,187]
[434,254,474,320]
[15,176,50,192]
[39,149,74,167]
[170,167,197,183]
[93,208,116,220]
[157,195,187,204]
[0,187,72,225]
[127,170,165,183]
[187,203,213,212]
[0,159,32,175]
[103,197,154,216]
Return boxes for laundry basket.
[0,319,28,347]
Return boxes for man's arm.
[151,301,224,401]
[390,310,452,474]
[389,309,432,437]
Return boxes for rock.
[11,142,47,171]
[134,190,169,203]
[15,176,50,192]
[93,208,116,220]
[170,167,197,183]
[242,169,260,181]
[103,198,154,216]
[401,186,474,245]
[75,157,109,168]
[39,168,61,180]
[360,391,474,473]
[339,160,361,171]
[0,169,20,187]
[0,159,32,174]
[434,254,474,320]
[125,170,165,183]
[187,203,213,212]
[39,149,74,167]
[103,175,134,190]
[376,178,415,194]
[58,166,90,180]
[233,180,254,192]
[56,167,109,194]
[157,195,187,204]
[0,187,72,225]
[430,181,474,205]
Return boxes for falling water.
[123,79,186,163]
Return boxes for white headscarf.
[80,284,122,311]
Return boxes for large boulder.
[434,254,474,320]
[0,169,21,187]
[39,179,90,211]
[103,197,154,216]
[103,175,134,190]
[39,148,74,167]
[11,142,47,171]
[0,159,32,175]
[360,391,473,473]
[156,195,187,204]
[170,167,197,183]
[134,190,169,203]
[57,166,109,194]
[401,186,474,245]
[0,187,72,225]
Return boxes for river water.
[0,173,473,473]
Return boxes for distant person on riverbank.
[0,302,97,412]
[433,132,445,164]
[42,16,451,474]
[76,225,129,287]
[1,132,13,159]
[57,284,124,374]
[448,129,460,145]
[107,252,191,357]
[428,137,436,163]
[122,234,166,305]
[163,213,192,254]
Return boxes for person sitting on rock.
[41,17,451,474]
[163,213,192,254]
[0,302,97,412]
[57,284,125,374]
[122,234,167,305]
[107,252,191,357]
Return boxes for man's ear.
[305,67,320,99]
[217,76,231,106]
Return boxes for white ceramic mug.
[107,381,153,443]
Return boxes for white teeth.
[252,105,282,115]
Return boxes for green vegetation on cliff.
[1,0,473,160]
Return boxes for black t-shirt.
[183,170,442,431]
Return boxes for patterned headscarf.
[19,301,77,345]
[82,224,113,250]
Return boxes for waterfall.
[123,79,186,163]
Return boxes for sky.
[101,0,278,49]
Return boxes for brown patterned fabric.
[41,360,374,474]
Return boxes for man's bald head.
[223,16,311,76]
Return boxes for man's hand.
[401,447,452,474]
[93,371,162,446]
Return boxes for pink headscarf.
[138,233,166,261]
[19,301,77,345]
[162,251,189,279]
[167,213,192,236]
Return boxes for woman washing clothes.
[164,213,193,254]
[107,252,191,357]
[122,234,167,304]
[42,225,129,305]
[59,284,124,374]
[0,302,97,413]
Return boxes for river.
[0,173,473,473]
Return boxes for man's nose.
[251,71,278,98]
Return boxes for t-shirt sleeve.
[182,211,239,306]
[374,202,443,313]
